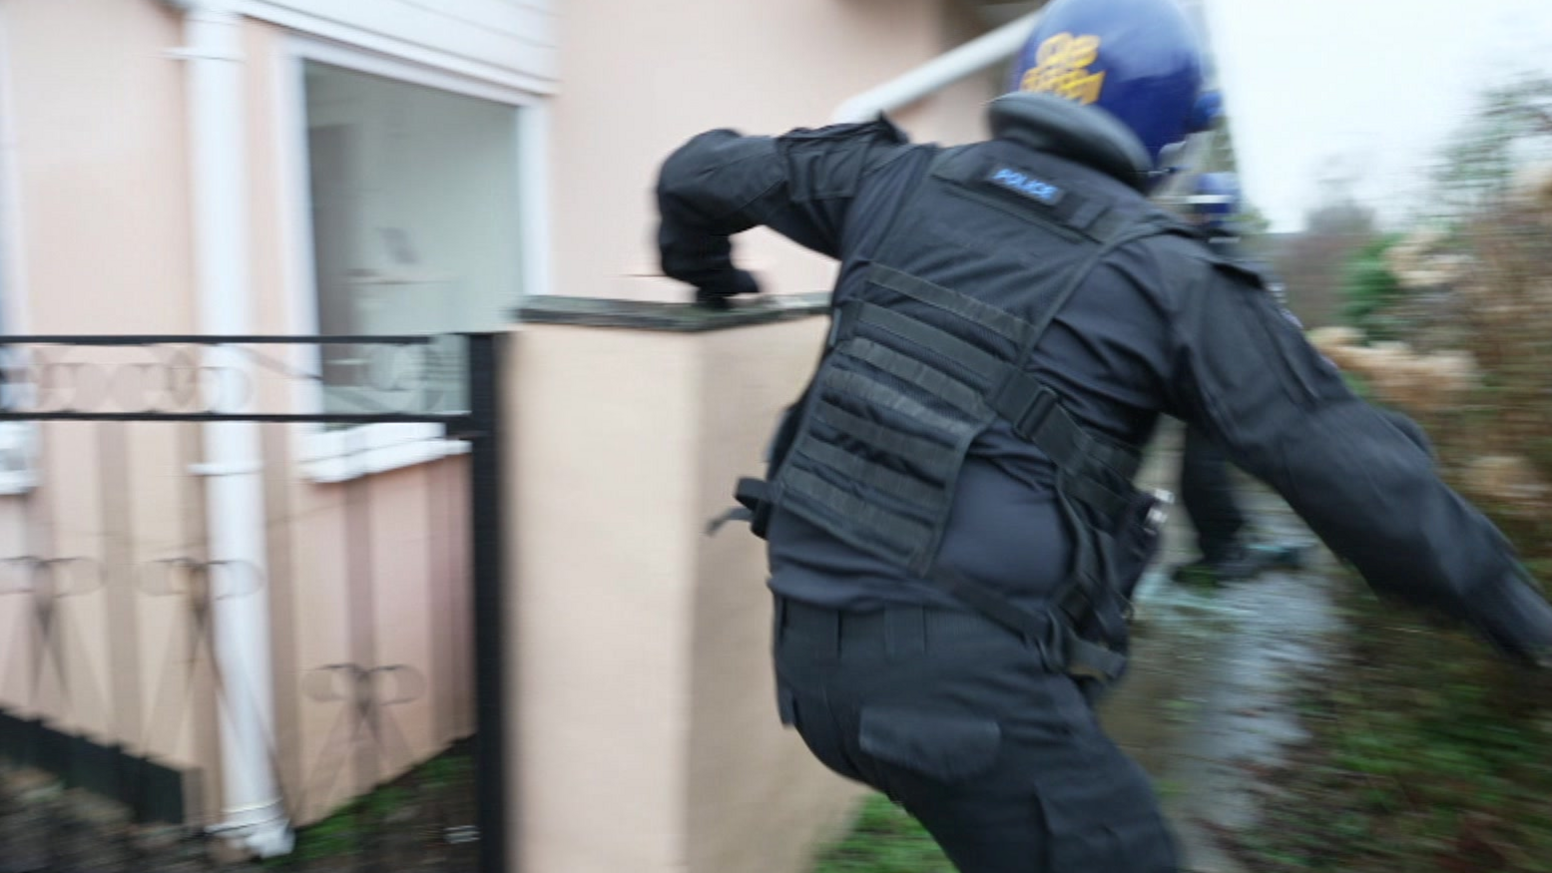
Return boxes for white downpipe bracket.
[830,11,1042,124]
[167,0,294,857]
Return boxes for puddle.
[1096,427,1346,872]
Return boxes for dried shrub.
[1325,178,1552,565]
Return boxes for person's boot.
[1172,539,1307,586]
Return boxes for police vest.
[729,144,1188,682]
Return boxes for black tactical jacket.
[656,93,1552,662]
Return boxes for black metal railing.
[0,334,508,873]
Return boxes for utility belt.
[728,477,1171,685]
[776,596,1058,663]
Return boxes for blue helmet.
[1187,172,1241,230]
[1007,0,1211,171]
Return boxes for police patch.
[987,167,1065,206]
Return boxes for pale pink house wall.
[527,4,1004,873]
[0,0,216,795]
[240,20,481,823]
[0,0,1010,861]
[552,0,1002,304]
[0,0,484,825]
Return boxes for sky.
[1203,0,1552,231]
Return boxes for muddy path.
[1101,424,1345,873]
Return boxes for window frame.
[277,34,550,483]
[0,9,35,497]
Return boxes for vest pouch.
[1067,486,1165,675]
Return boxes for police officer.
[655,0,1552,870]
[1171,172,1306,584]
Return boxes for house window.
[302,60,522,421]
[287,42,544,481]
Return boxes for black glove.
[693,269,760,310]
[1470,570,1552,668]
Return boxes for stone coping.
[512,293,831,333]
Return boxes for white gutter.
[831,10,1042,123]
[164,0,293,857]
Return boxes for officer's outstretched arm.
[1171,260,1552,665]
[655,120,912,298]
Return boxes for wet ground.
[0,748,478,873]
[1100,424,1344,873]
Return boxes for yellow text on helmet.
[1022,33,1105,105]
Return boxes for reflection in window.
[302,61,521,417]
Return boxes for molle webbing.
[772,261,1142,576]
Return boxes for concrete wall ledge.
[513,293,832,333]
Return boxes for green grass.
[812,794,954,873]
[263,747,474,867]
[262,784,420,866]
[1221,579,1552,872]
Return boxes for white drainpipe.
[831,10,1042,123]
[163,0,293,857]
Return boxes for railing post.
[465,333,509,873]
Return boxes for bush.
[1339,235,1406,342]
[1319,192,1552,566]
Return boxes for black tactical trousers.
[1179,426,1247,563]
[773,596,1177,873]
